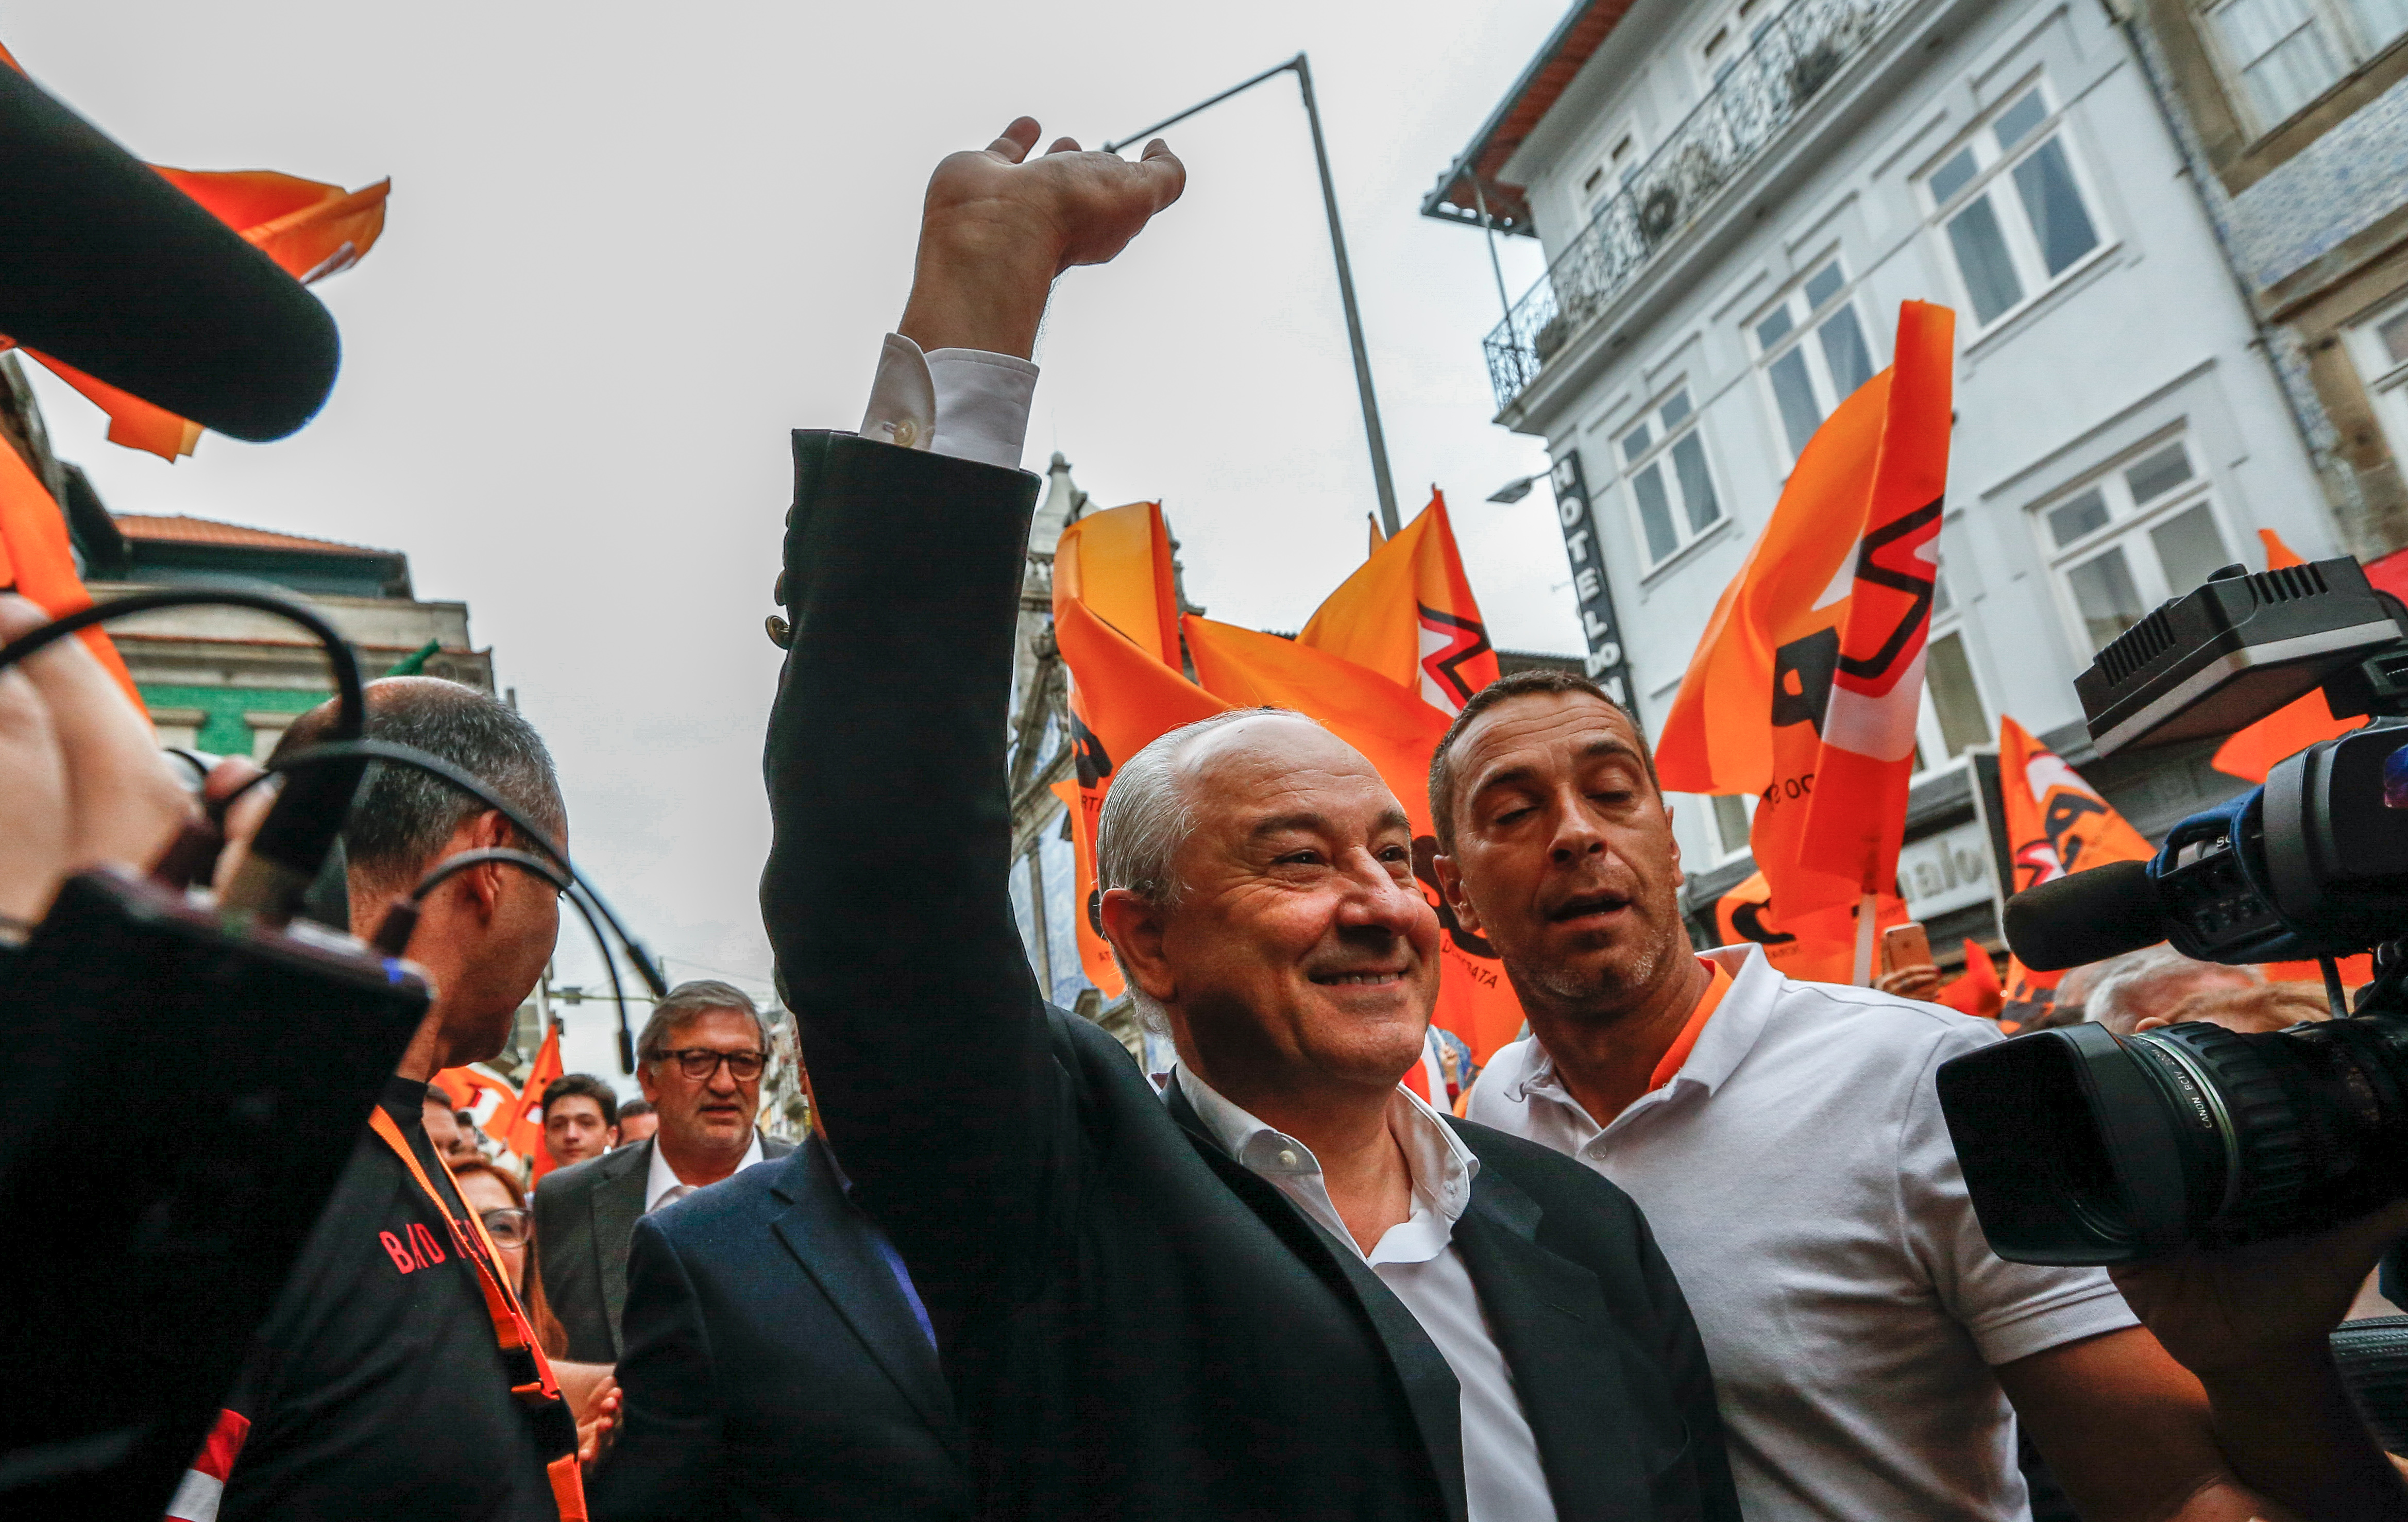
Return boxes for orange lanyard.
[367,1107,588,1521]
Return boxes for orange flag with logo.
[503,1023,565,1177]
[0,434,143,712]
[1659,303,1955,934]
[1299,488,1501,716]
[1048,778,1123,996]
[2212,530,2365,784]
[1711,870,1907,985]
[1994,715,2158,1023]
[1182,615,1525,1060]
[434,1065,519,1131]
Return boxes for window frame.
[2030,432,2241,661]
[1613,383,1726,571]
[1579,119,1648,219]
[1918,80,2113,339]
[2197,0,2408,137]
[1745,256,1882,469]
[1910,567,1992,780]
[2347,289,2408,466]
[1691,0,1776,92]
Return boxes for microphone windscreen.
[0,66,338,441]
[2002,860,2165,972]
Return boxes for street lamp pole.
[1105,54,1401,536]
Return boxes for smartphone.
[1881,921,1932,974]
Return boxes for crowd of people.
[6,117,2408,1522]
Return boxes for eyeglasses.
[649,1047,769,1081]
[480,1207,532,1248]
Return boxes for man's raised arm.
[759,120,1181,1313]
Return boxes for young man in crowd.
[541,1073,620,1171]
[534,981,793,1365]
[1430,668,2408,1522]
[612,1098,657,1147]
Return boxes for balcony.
[1483,0,1912,412]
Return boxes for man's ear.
[605,1126,620,1148]
[453,810,513,922]
[1430,851,1486,938]
[1098,887,1177,1004]
[635,1064,660,1106]
[1663,801,1683,874]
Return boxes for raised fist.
[900,118,1185,359]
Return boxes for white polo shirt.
[1466,943,2136,1522]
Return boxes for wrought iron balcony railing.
[1483,0,1912,411]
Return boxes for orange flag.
[1182,615,1527,1060]
[1055,500,1180,665]
[1048,779,1123,997]
[1659,303,1956,934]
[2212,530,2366,784]
[434,1065,519,1130]
[1299,488,1501,716]
[1711,870,1907,986]
[0,433,143,712]
[503,1024,565,1177]
[1994,715,2159,1023]
[1938,938,2004,1021]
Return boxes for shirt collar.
[1172,1063,1480,1228]
[1508,942,1781,1109]
[642,1129,766,1213]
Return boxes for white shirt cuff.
[859,332,1038,471]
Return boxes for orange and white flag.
[1659,302,1956,936]
[1711,870,1907,986]
[1994,715,2157,1023]
[1299,488,1501,717]
[503,1023,564,1176]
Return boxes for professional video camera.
[1937,554,2408,1265]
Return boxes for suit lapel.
[590,1142,649,1360]
[1163,1085,1467,1522]
[771,1138,959,1445]
[1448,1160,1654,1518]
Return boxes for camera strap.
[366,1108,589,1521]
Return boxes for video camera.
[1938,555,2408,1264]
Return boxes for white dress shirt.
[643,1131,767,1214]
[1174,1066,1558,1522]
[1468,944,2137,1522]
[860,332,1038,471]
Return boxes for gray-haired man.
[535,979,794,1364]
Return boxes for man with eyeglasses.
[534,980,795,1365]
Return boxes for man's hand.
[896,117,1185,359]
[0,593,193,927]
[1876,963,1944,1003]
[2111,1200,2408,1378]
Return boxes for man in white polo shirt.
[1431,667,2407,1522]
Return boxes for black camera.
[1939,557,2408,1264]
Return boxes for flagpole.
[1851,891,1878,987]
[1104,54,1402,537]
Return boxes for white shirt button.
[891,417,919,447]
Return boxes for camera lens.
[1940,1016,2408,1263]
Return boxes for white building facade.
[1428,0,2342,945]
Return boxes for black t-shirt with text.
[218,1076,555,1521]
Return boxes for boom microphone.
[2002,860,2164,971]
[0,64,340,441]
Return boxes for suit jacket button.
[765,614,793,649]
[774,569,788,605]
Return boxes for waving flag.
[1994,715,2157,1024]
[502,1023,565,1176]
[0,431,142,711]
[1299,489,1500,716]
[1938,938,2005,1022]
[1660,302,1956,971]
[1711,870,1906,986]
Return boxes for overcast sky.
[14,0,1582,1069]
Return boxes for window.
[2348,292,2408,465]
[1618,387,1723,566]
[1709,794,1753,858]
[2204,0,2407,133]
[2036,436,2235,654]
[1582,128,1644,214]
[1922,84,2104,331]
[1751,260,1880,461]
[1910,568,1992,773]
[1696,0,1774,88]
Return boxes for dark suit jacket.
[587,1136,966,1522]
[533,1131,795,1364]
[761,430,1740,1522]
